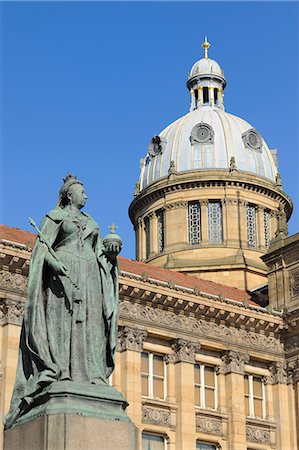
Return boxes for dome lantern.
[187,38,226,111]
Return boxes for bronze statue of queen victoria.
[5,174,122,429]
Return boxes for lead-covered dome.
[139,106,277,190]
[138,38,277,192]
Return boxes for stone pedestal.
[4,381,138,450]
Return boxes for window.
[203,87,209,104]
[208,201,223,244]
[141,352,166,400]
[142,433,167,450]
[195,364,218,410]
[264,210,271,247]
[214,88,218,105]
[246,205,257,247]
[196,443,217,450]
[144,216,150,258]
[188,202,201,245]
[244,374,266,419]
[157,210,165,253]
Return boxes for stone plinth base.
[4,381,138,450]
[4,413,138,450]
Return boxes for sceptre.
[29,217,78,289]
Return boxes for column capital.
[287,358,299,384]
[266,360,288,385]
[220,350,250,375]
[118,326,147,352]
[171,338,201,364]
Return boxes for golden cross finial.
[202,36,211,59]
[108,223,118,234]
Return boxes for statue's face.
[68,184,87,209]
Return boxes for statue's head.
[58,173,87,209]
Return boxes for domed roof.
[189,57,223,78]
[139,106,277,190]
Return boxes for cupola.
[187,38,226,110]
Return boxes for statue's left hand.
[104,241,122,258]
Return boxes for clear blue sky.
[1,2,298,258]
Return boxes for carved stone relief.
[0,298,25,325]
[171,338,200,363]
[0,270,28,292]
[119,301,283,353]
[142,406,171,427]
[118,326,147,352]
[290,269,299,299]
[246,425,271,443]
[267,361,288,385]
[195,414,222,435]
[221,350,250,374]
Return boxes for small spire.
[202,36,211,59]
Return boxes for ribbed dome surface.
[140,106,277,190]
[189,57,223,77]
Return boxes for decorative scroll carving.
[0,270,28,292]
[118,326,147,352]
[267,361,288,385]
[165,201,188,210]
[119,302,283,353]
[0,298,25,325]
[290,270,299,299]
[195,414,222,435]
[246,425,271,443]
[171,338,200,363]
[142,406,171,427]
[221,350,250,374]
[287,358,299,384]
[164,353,176,364]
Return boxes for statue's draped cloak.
[5,208,119,429]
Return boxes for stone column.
[209,86,214,106]
[221,199,228,245]
[221,350,249,450]
[165,202,188,251]
[149,212,157,256]
[172,339,200,450]
[270,210,277,241]
[288,358,299,450]
[267,361,297,449]
[226,199,239,247]
[135,217,143,261]
[200,200,209,244]
[190,89,195,111]
[198,86,203,106]
[118,327,147,428]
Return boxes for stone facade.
[1,226,299,449]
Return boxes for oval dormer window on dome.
[242,129,262,152]
[191,123,214,145]
[148,135,167,158]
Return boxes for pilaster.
[200,200,209,244]
[118,327,147,427]
[221,350,249,450]
[172,339,200,450]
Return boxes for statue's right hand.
[50,260,68,276]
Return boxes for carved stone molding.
[221,350,250,374]
[164,201,188,210]
[142,406,171,427]
[290,269,299,299]
[284,335,299,353]
[118,326,147,352]
[119,301,283,353]
[267,361,288,385]
[246,425,271,443]
[0,298,25,325]
[195,414,222,435]
[164,353,176,364]
[0,270,28,292]
[171,338,200,363]
[287,358,299,384]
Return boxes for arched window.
[264,210,271,247]
[156,209,165,253]
[203,87,209,104]
[246,205,257,247]
[144,216,150,258]
[214,88,218,105]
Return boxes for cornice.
[129,171,292,223]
